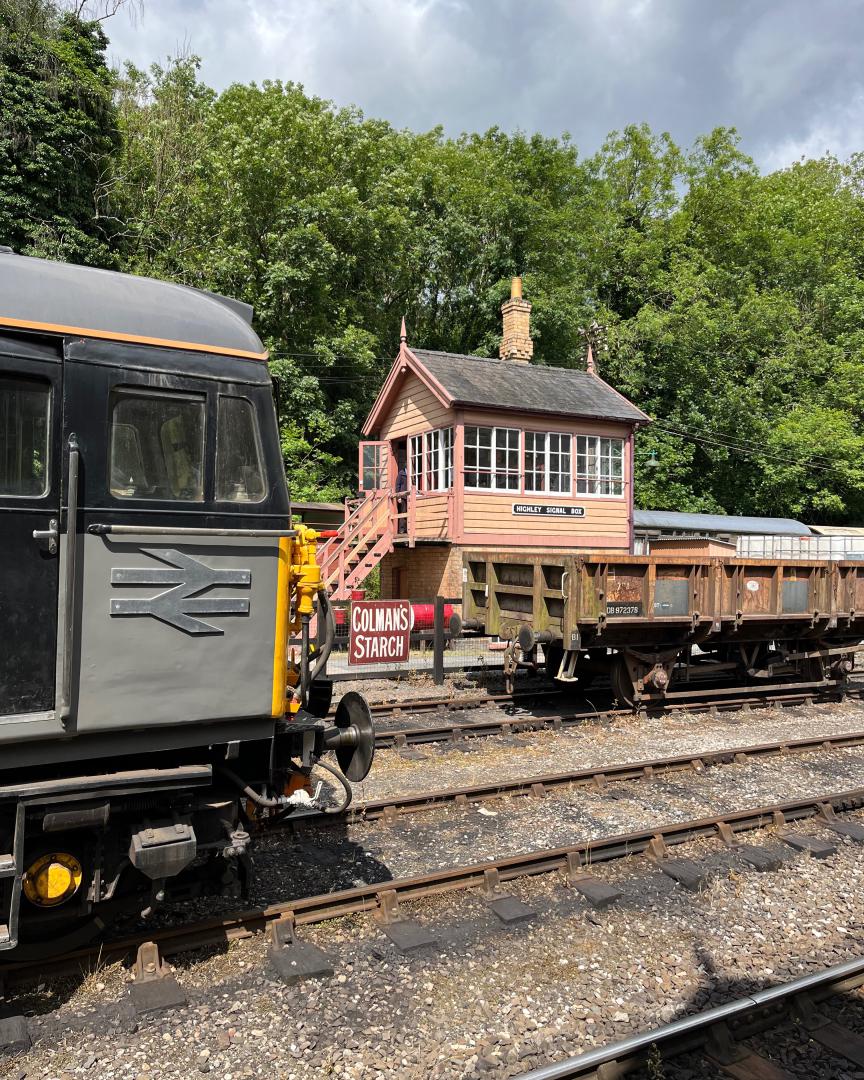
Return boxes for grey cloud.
[106,0,864,168]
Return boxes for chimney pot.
[499,277,533,363]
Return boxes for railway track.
[361,689,560,718]
[371,682,854,749]
[4,782,864,992]
[338,728,864,823]
[515,953,864,1079]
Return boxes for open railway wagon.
[0,252,374,959]
[461,551,862,704]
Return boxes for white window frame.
[409,427,454,492]
[524,431,572,496]
[464,425,521,491]
[576,435,625,497]
[409,433,423,490]
[441,426,453,490]
[425,429,439,492]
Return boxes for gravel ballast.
[8,813,864,1080]
[7,695,864,1079]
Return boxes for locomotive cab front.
[0,252,370,956]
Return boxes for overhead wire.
[652,420,851,475]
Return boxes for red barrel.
[409,603,455,631]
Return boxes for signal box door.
[0,337,62,717]
[359,441,389,492]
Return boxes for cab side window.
[216,396,266,502]
[110,388,205,501]
[0,374,50,497]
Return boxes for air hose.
[219,759,352,814]
[311,758,353,814]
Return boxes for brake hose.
[313,758,353,813]
[219,759,352,814]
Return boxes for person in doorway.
[395,457,408,534]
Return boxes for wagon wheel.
[798,654,827,685]
[610,655,637,708]
[544,643,564,681]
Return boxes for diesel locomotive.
[0,252,373,958]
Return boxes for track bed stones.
[357,696,864,808]
[9,698,864,1078]
[8,811,864,1080]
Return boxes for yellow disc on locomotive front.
[22,853,83,907]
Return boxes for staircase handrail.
[318,491,385,565]
[319,489,393,583]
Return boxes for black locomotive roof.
[0,251,267,361]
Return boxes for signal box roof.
[0,251,267,360]
[413,349,649,423]
[365,344,649,433]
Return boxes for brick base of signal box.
[379,544,463,600]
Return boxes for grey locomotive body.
[0,252,371,956]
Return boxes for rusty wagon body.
[461,551,863,705]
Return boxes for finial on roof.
[400,315,407,344]
[586,342,596,375]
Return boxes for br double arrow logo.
[110,548,251,634]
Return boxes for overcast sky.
[105,0,864,172]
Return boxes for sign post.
[348,599,411,666]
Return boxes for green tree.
[101,55,864,520]
[0,0,118,263]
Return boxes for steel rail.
[513,954,864,1079]
[336,729,864,823]
[326,688,560,720]
[4,785,864,988]
[373,684,852,749]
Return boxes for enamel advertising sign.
[348,599,412,665]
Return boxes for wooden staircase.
[318,490,397,601]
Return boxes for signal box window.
[409,427,453,492]
[110,389,205,501]
[464,426,520,490]
[0,375,50,497]
[525,432,571,494]
[576,435,624,496]
[216,396,266,502]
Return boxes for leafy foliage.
[4,6,864,522]
[0,0,118,263]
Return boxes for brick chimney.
[499,276,533,363]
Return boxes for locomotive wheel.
[13,911,112,962]
[12,835,148,962]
